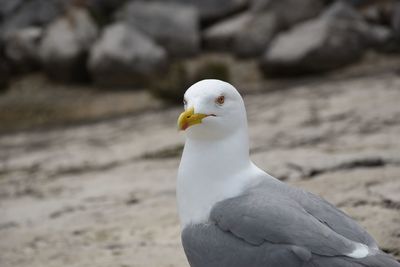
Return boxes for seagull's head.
[177,79,247,140]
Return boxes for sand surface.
[1,72,400,266]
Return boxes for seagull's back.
[182,173,399,267]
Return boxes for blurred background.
[1,0,400,266]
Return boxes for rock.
[355,0,395,25]
[151,57,230,103]
[393,2,400,41]
[117,1,200,58]
[0,55,10,90]
[0,0,65,40]
[86,0,126,24]
[4,27,43,72]
[364,24,393,49]
[233,12,280,57]
[233,0,324,57]
[251,0,324,27]
[39,8,98,82]
[0,0,24,20]
[323,0,364,20]
[260,2,367,76]
[203,12,251,51]
[88,23,167,87]
[159,0,248,22]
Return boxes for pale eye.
[215,95,225,106]
[183,98,187,107]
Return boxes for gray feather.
[182,224,400,267]
[181,177,400,267]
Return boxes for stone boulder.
[355,0,395,25]
[86,0,126,24]
[393,2,400,41]
[117,1,200,58]
[203,12,252,51]
[88,23,167,87]
[0,53,10,90]
[0,0,65,40]
[233,0,324,57]
[251,0,324,26]
[233,12,280,57]
[260,2,368,76]
[151,56,230,103]
[4,27,43,72]
[160,0,248,22]
[0,0,24,21]
[39,8,98,82]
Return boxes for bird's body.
[176,80,400,267]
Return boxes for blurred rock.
[326,1,395,51]
[0,0,65,40]
[151,57,230,103]
[203,12,251,51]
[233,0,324,57]
[86,0,126,25]
[261,1,367,76]
[323,0,364,20]
[364,24,393,50]
[117,1,200,58]
[355,0,395,25]
[39,8,98,82]
[251,0,324,26]
[88,23,167,87]
[393,2,400,41]
[160,0,249,22]
[0,54,10,90]
[233,12,279,57]
[4,27,43,72]
[0,0,24,21]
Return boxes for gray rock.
[233,12,279,57]
[356,0,395,25]
[88,23,167,87]
[117,1,200,58]
[39,8,98,82]
[0,0,65,40]
[0,0,24,20]
[261,2,367,76]
[0,54,10,90]
[203,12,251,51]
[393,2,400,40]
[323,0,364,21]
[364,24,393,49]
[4,27,43,72]
[158,0,248,22]
[233,0,324,57]
[251,0,324,27]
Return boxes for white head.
[177,79,248,140]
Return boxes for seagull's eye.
[183,98,187,107]
[215,95,225,106]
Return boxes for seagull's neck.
[183,129,251,176]
[177,129,261,227]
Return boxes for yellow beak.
[177,107,208,131]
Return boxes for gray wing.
[210,184,361,257]
[182,224,307,267]
[295,189,377,248]
[254,178,377,248]
[182,223,400,267]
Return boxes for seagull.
[176,79,400,267]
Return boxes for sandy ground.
[1,71,400,266]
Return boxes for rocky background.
[0,0,399,93]
[1,0,400,266]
